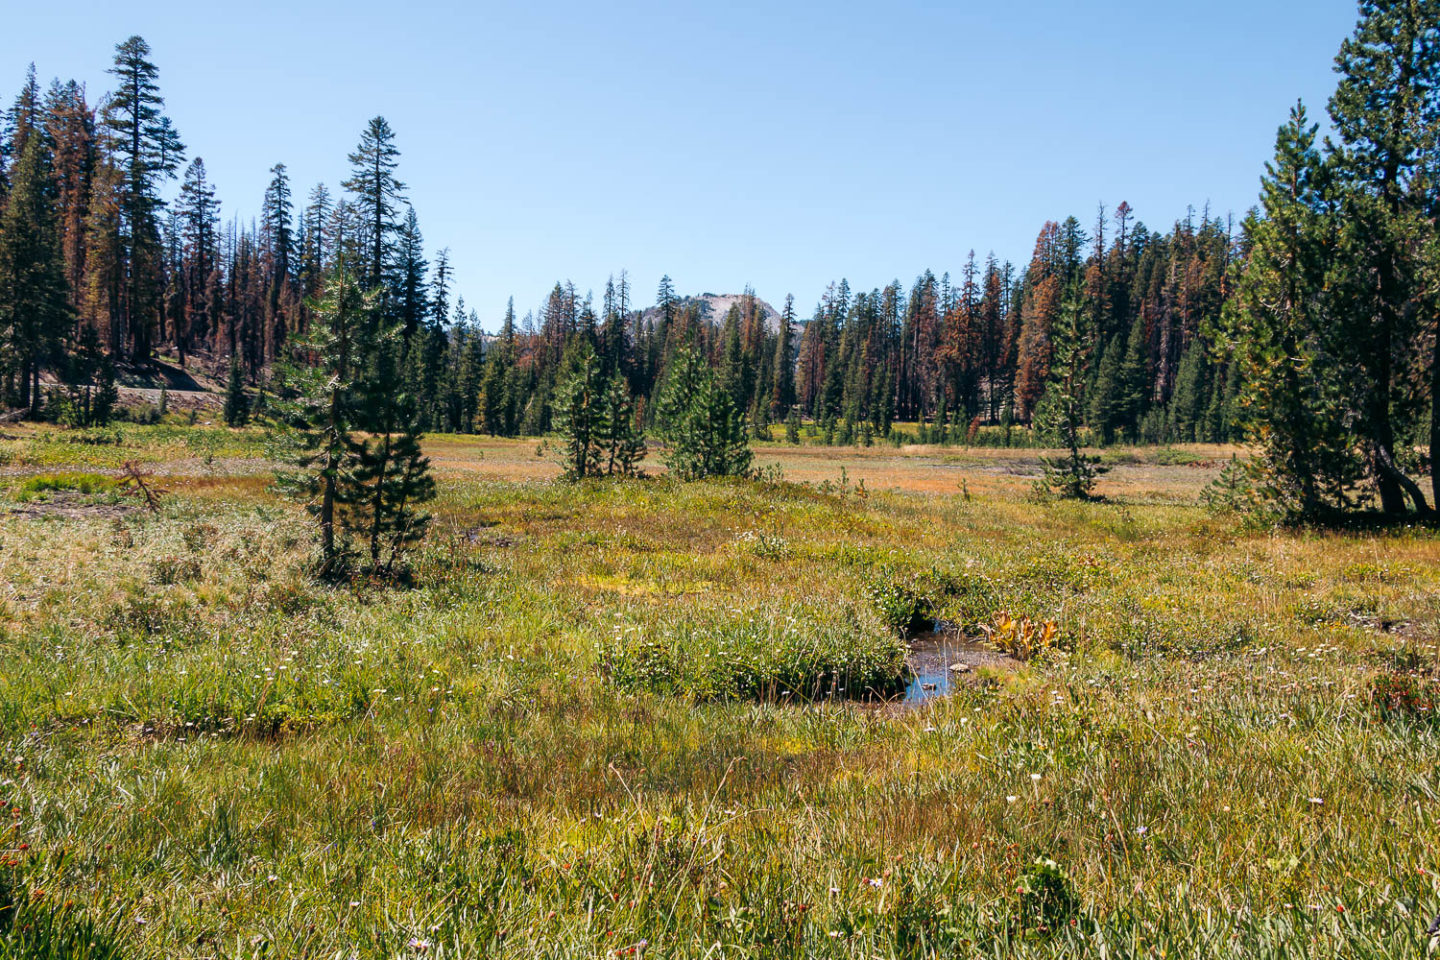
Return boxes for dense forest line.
[0,0,1436,523]
[0,35,1237,447]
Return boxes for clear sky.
[6,0,1358,328]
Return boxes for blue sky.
[6,0,1358,327]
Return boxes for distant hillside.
[638,293,790,332]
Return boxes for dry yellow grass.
[422,433,1240,501]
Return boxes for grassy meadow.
[1,424,1439,957]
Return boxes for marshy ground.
[1,425,1438,957]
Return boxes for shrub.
[1014,858,1078,930]
[1154,447,1206,466]
[864,574,935,635]
[123,402,161,425]
[1201,455,1259,514]
[981,612,1059,661]
[734,530,791,561]
[1370,671,1438,722]
[150,556,203,585]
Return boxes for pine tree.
[870,364,894,437]
[261,163,295,358]
[599,273,629,378]
[394,206,428,343]
[102,35,184,360]
[656,274,675,332]
[1087,334,1126,445]
[298,183,331,301]
[5,65,41,170]
[346,310,435,576]
[481,299,517,436]
[1116,315,1149,441]
[480,348,509,436]
[553,343,605,480]
[56,324,104,425]
[656,348,752,481]
[1324,0,1439,515]
[1013,230,1063,421]
[270,259,373,574]
[223,352,249,426]
[1035,297,1107,499]
[652,345,704,439]
[91,346,118,425]
[341,117,405,293]
[0,133,69,415]
[770,294,796,419]
[42,79,94,317]
[1225,103,1362,517]
[598,373,646,477]
[1167,340,1209,443]
[176,157,218,363]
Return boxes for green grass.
[0,426,1438,957]
[0,868,124,960]
[598,601,908,701]
[2,425,269,471]
[12,472,118,502]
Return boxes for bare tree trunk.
[320,466,336,569]
[369,433,392,569]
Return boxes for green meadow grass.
[1,426,1438,957]
[12,472,118,502]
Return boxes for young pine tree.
[57,327,117,427]
[346,298,436,577]
[656,348,752,481]
[270,260,371,575]
[92,349,118,426]
[598,374,646,477]
[785,407,802,444]
[1034,297,1106,499]
[552,344,605,480]
[223,352,250,426]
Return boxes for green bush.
[122,402,161,425]
[864,574,935,635]
[1014,858,1079,930]
[1153,447,1206,466]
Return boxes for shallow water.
[902,627,1014,706]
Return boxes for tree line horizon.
[1,0,1436,522]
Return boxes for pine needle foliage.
[223,352,249,426]
[554,342,646,480]
[269,259,435,579]
[1035,298,1106,499]
[654,348,752,481]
